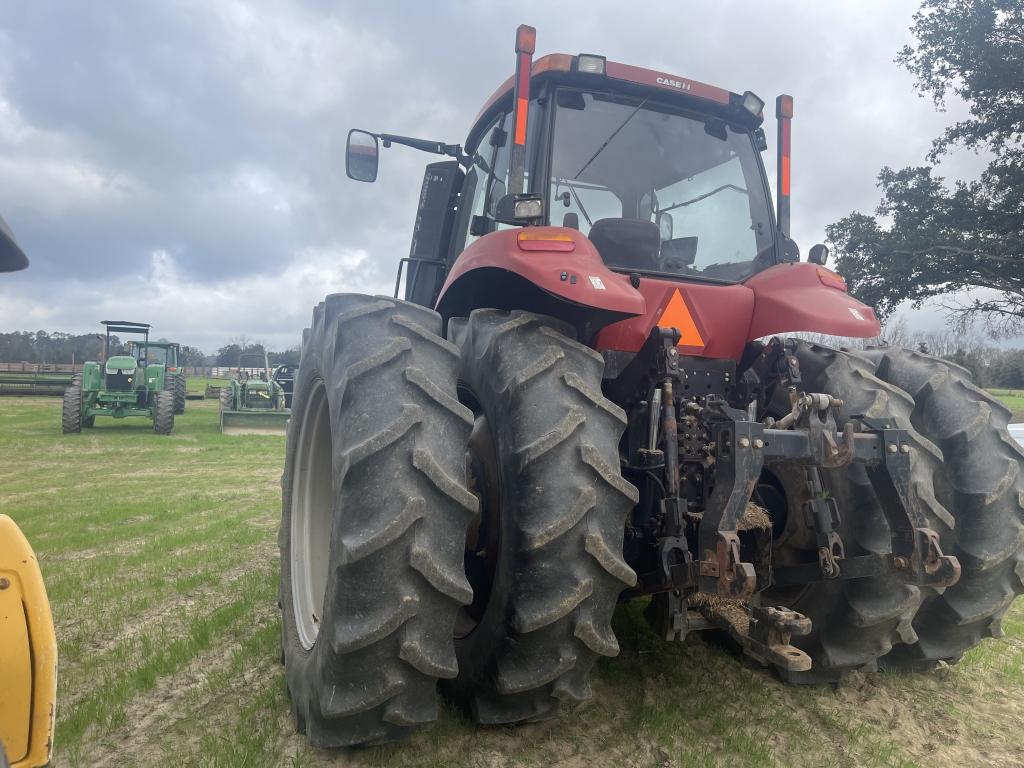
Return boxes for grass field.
[992,389,1024,421]
[3,395,1024,767]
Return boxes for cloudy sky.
[0,0,996,353]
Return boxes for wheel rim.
[290,380,333,650]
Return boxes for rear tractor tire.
[153,390,175,435]
[166,371,187,415]
[762,341,938,681]
[446,310,638,725]
[857,347,1024,666]
[279,294,477,747]
[61,385,83,434]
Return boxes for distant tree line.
[214,341,300,368]
[0,330,115,364]
[808,319,1024,390]
[0,330,298,368]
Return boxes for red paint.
[442,234,879,363]
[437,228,646,317]
[596,262,880,361]
[604,61,732,104]
[474,54,740,127]
[745,262,880,339]
[596,278,754,360]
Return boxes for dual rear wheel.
[279,300,633,745]
[763,342,1024,679]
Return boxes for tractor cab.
[129,340,180,372]
[346,26,875,357]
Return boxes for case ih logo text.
[656,76,691,91]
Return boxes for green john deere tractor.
[62,321,175,435]
[128,340,186,414]
[219,352,289,435]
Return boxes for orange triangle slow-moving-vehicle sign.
[657,289,705,349]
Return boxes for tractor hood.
[104,356,138,374]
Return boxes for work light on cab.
[575,54,607,75]
[741,90,765,117]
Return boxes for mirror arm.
[377,133,469,167]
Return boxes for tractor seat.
[587,218,660,271]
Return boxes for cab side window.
[456,114,508,251]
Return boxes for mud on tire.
[856,347,1024,665]
[279,294,477,747]
[446,310,638,724]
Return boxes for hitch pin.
[648,388,662,450]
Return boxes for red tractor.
[279,25,1024,747]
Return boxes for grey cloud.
[0,0,1000,351]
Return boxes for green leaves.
[829,0,1024,337]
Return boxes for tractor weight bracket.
[696,400,763,599]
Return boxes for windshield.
[549,90,775,282]
[130,344,167,366]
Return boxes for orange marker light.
[515,24,536,54]
[517,230,576,252]
[777,94,794,119]
[816,267,848,291]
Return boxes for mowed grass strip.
[0,397,285,765]
[3,395,1024,767]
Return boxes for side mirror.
[808,243,829,266]
[656,211,674,242]
[346,129,379,183]
[0,214,29,272]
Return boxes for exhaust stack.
[775,94,793,238]
[509,24,536,196]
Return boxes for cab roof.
[473,53,758,129]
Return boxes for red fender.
[745,262,880,340]
[436,227,645,319]
[438,229,879,362]
[596,262,879,361]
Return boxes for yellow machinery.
[1,218,56,767]
[0,515,57,768]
